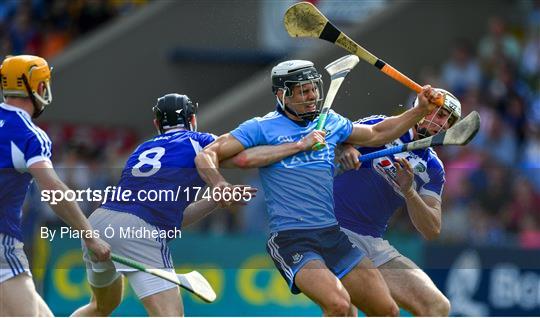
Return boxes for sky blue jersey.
[333,115,445,238]
[231,107,353,233]
[0,103,52,241]
[103,129,215,232]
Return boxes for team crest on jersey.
[414,162,426,173]
[292,253,303,264]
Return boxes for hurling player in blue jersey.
[0,55,111,316]
[333,89,461,316]
[73,93,266,316]
[195,59,442,316]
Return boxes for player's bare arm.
[220,130,326,169]
[195,133,245,187]
[394,157,442,240]
[346,86,441,147]
[29,160,111,261]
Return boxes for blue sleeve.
[419,157,445,200]
[230,118,264,148]
[24,128,52,167]
[330,111,353,143]
[197,133,217,148]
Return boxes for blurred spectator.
[478,16,521,71]
[441,39,481,97]
[8,1,39,55]
[501,94,527,146]
[518,214,540,249]
[520,125,540,191]
[473,111,518,165]
[520,27,540,84]
[486,61,532,113]
[504,177,540,232]
[467,201,507,245]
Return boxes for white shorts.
[82,208,177,299]
[0,233,31,283]
[340,227,401,267]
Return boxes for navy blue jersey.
[0,103,52,241]
[102,129,215,232]
[334,116,445,238]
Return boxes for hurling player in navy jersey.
[0,55,111,316]
[195,59,442,316]
[333,89,461,316]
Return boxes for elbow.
[194,151,209,169]
[370,130,397,147]
[364,136,388,148]
[363,128,392,147]
[231,152,252,169]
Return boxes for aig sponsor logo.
[278,134,332,168]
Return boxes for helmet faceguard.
[415,88,462,139]
[271,60,324,122]
[153,93,198,134]
[0,55,52,118]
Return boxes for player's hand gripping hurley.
[284,2,444,107]
[111,253,217,303]
[312,55,360,150]
[359,110,480,162]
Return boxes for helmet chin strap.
[21,74,45,118]
[277,94,318,122]
[284,104,318,122]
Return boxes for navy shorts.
[266,224,364,294]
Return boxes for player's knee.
[322,293,351,316]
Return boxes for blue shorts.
[266,225,364,294]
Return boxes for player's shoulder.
[0,103,51,144]
[0,103,33,131]
[255,110,282,122]
[426,148,445,171]
[183,130,217,141]
[139,130,215,150]
[237,111,282,131]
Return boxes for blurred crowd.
[0,0,148,59]
[3,1,539,249]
